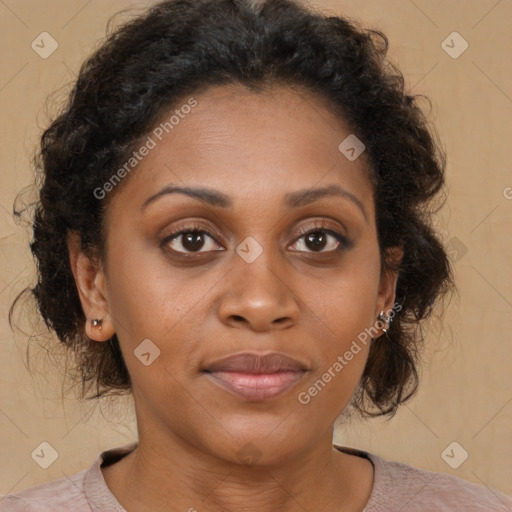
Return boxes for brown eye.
[161,227,223,254]
[289,226,353,253]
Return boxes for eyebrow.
[140,183,367,222]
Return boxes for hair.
[10,0,454,418]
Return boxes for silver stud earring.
[91,318,103,328]
[377,310,392,333]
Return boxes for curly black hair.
[10,0,454,418]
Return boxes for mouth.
[204,370,307,401]
[202,352,308,401]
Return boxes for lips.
[204,352,308,373]
[203,352,308,401]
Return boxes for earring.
[91,318,103,329]
[377,310,392,333]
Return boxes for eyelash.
[160,220,353,257]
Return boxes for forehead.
[107,83,374,215]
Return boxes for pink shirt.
[1,442,511,511]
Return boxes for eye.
[161,224,223,254]
[289,221,353,253]
[160,220,353,257]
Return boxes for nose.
[216,247,300,332]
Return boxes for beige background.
[1,0,511,499]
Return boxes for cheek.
[104,248,209,384]
[306,250,381,344]
[104,239,188,339]
[296,245,380,402]
[295,301,374,421]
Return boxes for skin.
[68,83,402,512]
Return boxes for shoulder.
[0,442,136,512]
[0,469,90,512]
[335,445,512,511]
[368,452,512,511]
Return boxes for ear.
[374,245,403,335]
[67,231,115,342]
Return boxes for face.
[71,83,400,465]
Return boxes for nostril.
[273,317,293,328]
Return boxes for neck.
[103,427,373,512]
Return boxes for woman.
[3,0,511,510]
